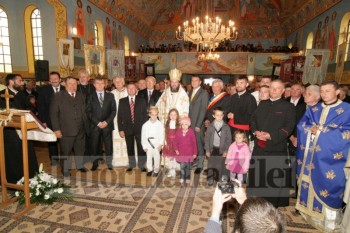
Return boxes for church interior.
[0,0,350,232]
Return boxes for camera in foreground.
[218,175,240,194]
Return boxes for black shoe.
[126,167,133,172]
[153,173,158,177]
[78,167,89,172]
[91,160,100,171]
[141,168,147,172]
[108,166,114,170]
[207,180,213,186]
[147,171,152,176]
[203,169,208,175]
[194,168,202,174]
[295,209,300,215]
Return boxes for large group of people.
[1,69,349,232]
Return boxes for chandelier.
[176,16,238,50]
[197,52,220,62]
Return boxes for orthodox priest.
[248,80,296,207]
[296,80,350,232]
[111,76,128,167]
[156,68,189,124]
[0,74,38,184]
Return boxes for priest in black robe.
[0,74,38,184]
[248,80,296,207]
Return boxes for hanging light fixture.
[176,1,238,51]
[197,51,220,62]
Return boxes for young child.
[225,130,251,183]
[204,107,232,186]
[173,116,197,184]
[141,106,165,177]
[162,108,180,178]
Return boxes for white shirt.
[128,96,136,103]
[141,119,165,150]
[52,86,60,93]
[8,87,18,95]
[290,97,301,106]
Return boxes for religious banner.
[302,49,330,84]
[106,49,124,80]
[84,44,105,76]
[290,56,305,82]
[125,56,137,81]
[176,53,247,74]
[58,39,74,72]
[280,59,292,82]
[335,42,346,83]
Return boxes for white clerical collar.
[8,87,18,95]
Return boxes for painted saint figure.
[75,0,85,38]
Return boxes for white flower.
[44,194,50,200]
[57,188,63,194]
[36,190,40,196]
[54,189,58,193]
[52,179,58,185]
[39,163,43,173]
[15,191,19,197]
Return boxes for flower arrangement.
[15,164,73,205]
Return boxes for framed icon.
[145,63,155,76]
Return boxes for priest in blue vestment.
[296,80,350,232]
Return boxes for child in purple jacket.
[173,116,197,184]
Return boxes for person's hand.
[54,130,62,138]
[193,154,196,159]
[290,135,297,147]
[206,151,211,157]
[211,186,232,219]
[157,145,162,152]
[119,131,125,138]
[227,112,234,119]
[195,127,201,132]
[222,152,227,157]
[231,184,247,205]
[42,123,47,128]
[175,150,179,155]
[310,125,318,134]
[204,120,210,128]
[144,148,148,152]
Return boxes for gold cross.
[0,88,14,112]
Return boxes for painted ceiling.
[88,0,341,41]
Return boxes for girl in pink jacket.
[225,130,251,182]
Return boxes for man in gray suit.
[188,76,209,174]
[50,77,89,177]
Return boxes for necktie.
[191,90,195,101]
[148,90,152,103]
[130,97,135,124]
[55,87,58,93]
[99,92,104,108]
[71,92,75,98]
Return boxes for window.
[337,12,350,62]
[31,9,43,60]
[124,35,129,55]
[306,32,313,49]
[0,8,12,73]
[94,23,98,45]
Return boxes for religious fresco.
[137,53,172,74]
[176,53,247,74]
[247,53,290,75]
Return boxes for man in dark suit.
[137,76,161,108]
[118,82,148,172]
[188,76,209,174]
[0,74,38,184]
[86,77,116,170]
[204,79,230,126]
[50,77,89,177]
[37,71,64,166]
[285,83,306,155]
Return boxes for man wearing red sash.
[227,76,257,139]
[204,79,230,127]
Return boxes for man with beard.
[227,76,257,138]
[0,74,38,184]
[156,68,189,125]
